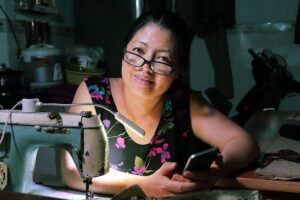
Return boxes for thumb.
[157,162,178,176]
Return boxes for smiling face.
[122,23,179,99]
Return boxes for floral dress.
[85,76,210,175]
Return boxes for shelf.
[14,4,58,16]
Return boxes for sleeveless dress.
[85,76,210,175]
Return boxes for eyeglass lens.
[124,52,173,75]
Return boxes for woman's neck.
[122,85,164,122]
[110,78,165,144]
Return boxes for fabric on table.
[256,135,300,180]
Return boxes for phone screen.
[183,147,219,172]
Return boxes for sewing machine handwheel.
[0,161,8,190]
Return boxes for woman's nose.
[141,62,154,74]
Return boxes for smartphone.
[183,147,219,172]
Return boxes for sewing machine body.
[0,109,109,195]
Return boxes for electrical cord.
[0,101,22,145]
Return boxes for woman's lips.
[134,74,154,86]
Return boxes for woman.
[61,10,260,197]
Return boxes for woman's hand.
[139,162,203,197]
[171,160,221,191]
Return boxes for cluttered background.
[0,0,300,118]
[1,0,300,195]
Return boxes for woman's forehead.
[129,23,177,51]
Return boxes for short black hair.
[123,10,193,72]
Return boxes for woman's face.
[122,23,179,99]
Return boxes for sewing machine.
[0,100,111,199]
[0,98,144,199]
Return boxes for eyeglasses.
[259,149,300,169]
[123,51,175,76]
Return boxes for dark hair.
[123,10,193,72]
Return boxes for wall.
[190,0,300,116]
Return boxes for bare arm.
[189,91,260,175]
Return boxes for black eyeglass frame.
[123,51,175,76]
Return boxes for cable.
[0,3,21,57]
[37,102,115,115]
[0,101,22,145]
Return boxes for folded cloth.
[256,135,300,180]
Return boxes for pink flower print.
[111,161,124,170]
[161,151,170,163]
[105,95,111,105]
[132,166,145,175]
[115,137,126,149]
[160,143,170,163]
[91,91,101,100]
[101,78,109,85]
[88,85,104,101]
[102,119,111,128]
[148,147,163,157]
[150,136,165,145]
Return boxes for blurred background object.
[21,43,63,89]
[64,45,105,85]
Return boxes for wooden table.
[217,168,300,199]
[0,191,64,200]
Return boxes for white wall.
[190,0,300,116]
[236,0,299,24]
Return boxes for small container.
[21,43,63,86]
